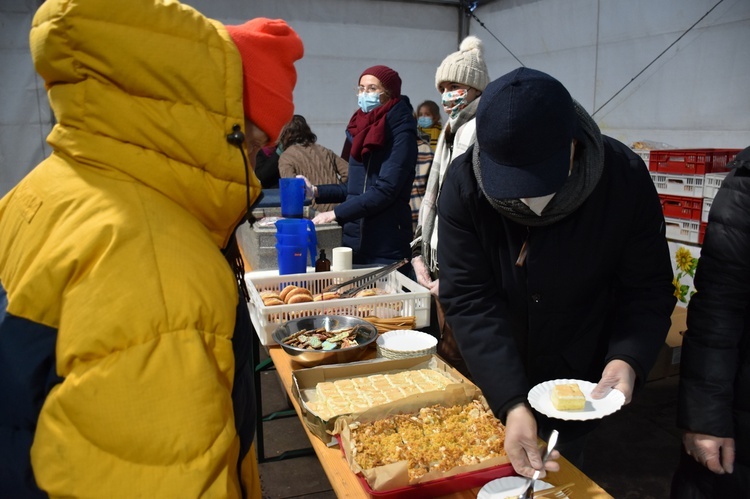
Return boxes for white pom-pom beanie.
[435,35,490,92]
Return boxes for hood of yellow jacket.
[29,0,260,249]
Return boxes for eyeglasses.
[356,84,382,95]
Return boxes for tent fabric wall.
[2,0,749,198]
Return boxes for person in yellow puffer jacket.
[0,0,303,497]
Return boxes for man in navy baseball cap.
[436,66,675,480]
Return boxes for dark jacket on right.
[673,156,750,496]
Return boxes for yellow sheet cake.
[306,368,454,420]
[550,383,586,411]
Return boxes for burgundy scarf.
[346,98,399,162]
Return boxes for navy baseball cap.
[476,67,578,199]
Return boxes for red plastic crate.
[648,148,741,175]
[659,195,703,221]
[699,222,707,245]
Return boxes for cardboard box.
[648,306,687,381]
[291,355,470,443]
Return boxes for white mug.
[331,247,353,271]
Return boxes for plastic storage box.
[245,268,431,346]
[665,217,705,245]
[701,198,713,223]
[659,195,703,221]
[703,172,730,200]
[648,148,740,175]
[650,172,704,198]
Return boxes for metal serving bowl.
[272,315,378,367]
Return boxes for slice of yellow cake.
[551,383,586,411]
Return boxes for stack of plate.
[376,330,438,359]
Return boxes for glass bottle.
[315,249,331,272]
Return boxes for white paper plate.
[477,477,555,499]
[376,330,437,352]
[528,379,625,421]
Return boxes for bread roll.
[279,285,298,302]
[285,287,313,303]
[287,293,313,304]
[262,296,285,306]
[260,290,281,300]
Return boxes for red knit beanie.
[360,65,401,99]
[226,18,304,143]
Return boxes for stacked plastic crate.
[649,148,740,306]
[650,149,740,245]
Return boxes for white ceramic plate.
[477,477,555,499]
[376,329,437,352]
[528,379,626,421]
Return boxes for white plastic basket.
[245,268,431,346]
[701,198,713,223]
[631,148,650,167]
[650,172,704,198]
[665,217,701,244]
[703,172,729,200]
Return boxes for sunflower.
[674,247,696,274]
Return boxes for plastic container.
[275,219,317,267]
[703,172,730,200]
[648,148,741,175]
[275,244,307,275]
[701,198,713,223]
[245,268,431,346]
[665,217,702,244]
[659,195,703,221]
[279,177,306,218]
[650,172,704,198]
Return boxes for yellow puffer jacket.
[0,0,261,497]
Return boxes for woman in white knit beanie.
[412,36,489,378]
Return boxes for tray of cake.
[291,355,513,497]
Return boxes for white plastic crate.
[665,217,701,244]
[703,172,729,200]
[631,148,650,167]
[650,172,704,198]
[245,268,431,345]
[701,198,713,223]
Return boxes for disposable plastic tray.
[245,268,431,346]
[659,194,703,221]
[650,172,704,198]
[648,148,740,175]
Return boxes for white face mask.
[521,142,576,216]
[520,193,556,216]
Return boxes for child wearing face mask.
[410,35,490,378]
[415,100,442,152]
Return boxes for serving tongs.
[324,258,409,298]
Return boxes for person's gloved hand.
[682,432,735,474]
[312,210,336,225]
[412,256,433,288]
[504,403,560,478]
[297,174,316,200]
[590,359,636,404]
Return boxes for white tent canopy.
[2,0,749,196]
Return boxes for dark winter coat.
[437,137,676,422]
[317,97,417,264]
[678,157,750,470]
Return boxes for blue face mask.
[357,92,382,113]
[417,116,433,128]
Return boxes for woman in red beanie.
[304,65,418,269]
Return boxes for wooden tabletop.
[266,345,614,498]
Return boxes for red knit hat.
[226,18,304,143]
[360,65,401,99]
